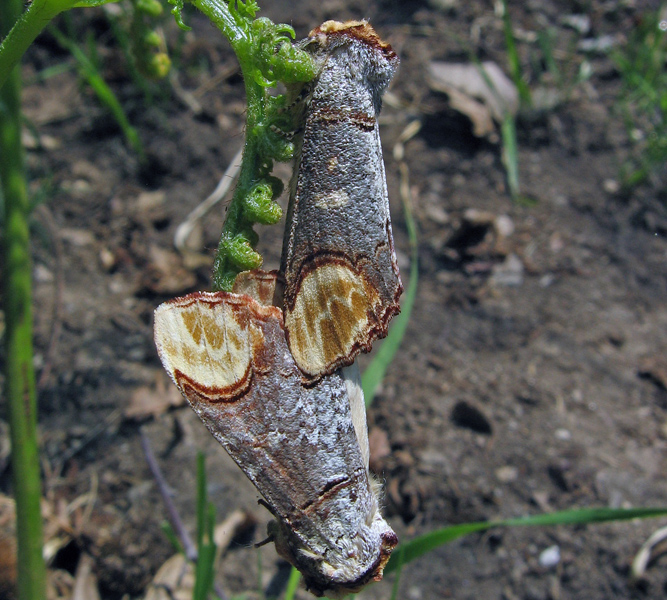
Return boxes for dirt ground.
[3,0,667,598]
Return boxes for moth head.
[269,508,397,598]
[307,20,399,100]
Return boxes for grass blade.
[500,0,531,106]
[49,25,145,159]
[362,162,418,405]
[193,453,217,600]
[500,112,519,200]
[283,566,301,600]
[385,506,667,573]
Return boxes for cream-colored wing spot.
[154,293,258,402]
[313,189,349,209]
[285,263,371,378]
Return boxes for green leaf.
[363,175,418,405]
[283,566,301,600]
[385,506,667,574]
[168,0,191,30]
[243,182,282,224]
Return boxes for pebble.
[538,545,561,568]
[603,179,620,194]
[34,263,54,283]
[491,253,524,287]
[555,428,572,441]
[494,214,515,237]
[496,465,519,483]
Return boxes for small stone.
[464,208,496,226]
[539,274,555,288]
[496,466,519,483]
[407,586,423,600]
[560,14,590,34]
[555,428,571,441]
[60,228,96,247]
[135,190,166,212]
[603,179,620,194]
[99,248,116,271]
[578,35,618,53]
[538,545,560,568]
[491,253,524,287]
[494,214,515,237]
[34,263,54,283]
[425,204,450,225]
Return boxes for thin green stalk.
[0,0,116,90]
[49,25,145,159]
[283,566,301,600]
[193,452,217,600]
[0,2,47,599]
[499,0,531,107]
[362,162,419,405]
[500,113,519,200]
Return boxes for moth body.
[281,21,403,381]
[154,271,397,597]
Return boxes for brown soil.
[3,0,667,599]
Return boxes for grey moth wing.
[281,21,403,382]
[153,272,396,597]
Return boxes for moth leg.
[255,533,275,548]
[257,497,280,518]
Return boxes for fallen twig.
[140,429,198,562]
[173,147,243,255]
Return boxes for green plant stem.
[500,113,519,200]
[223,79,263,240]
[0,3,47,599]
[190,0,268,291]
[500,0,530,106]
[0,0,118,90]
[180,0,315,290]
[0,0,61,89]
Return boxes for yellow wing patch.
[154,293,262,402]
[285,262,376,379]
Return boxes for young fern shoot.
[169,0,317,290]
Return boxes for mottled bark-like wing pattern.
[154,274,396,596]
[281,21,403,381]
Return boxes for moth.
[154,270,397,597]
[281,21,403,381]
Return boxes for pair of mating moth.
[154,21,402,598]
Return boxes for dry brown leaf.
[427,61,519,139]
[141,245,197,295]
[144,554,194,600]
[72,554,101,600]
[143,510,254,600]
[124,374,185,420]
